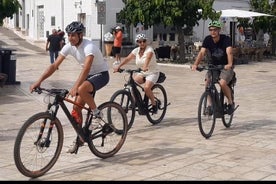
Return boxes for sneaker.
[89,110,103,130]
[227,103,235,115]
[204,106,213,116]
[67,137,84,154]
[151,101,159,114]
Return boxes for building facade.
[4,0,251,49]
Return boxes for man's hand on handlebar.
[224,64,233,70]
[191,64,198,71]
[113,66,120,73]
[30,82,41,93]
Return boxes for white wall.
[6,0,251,46]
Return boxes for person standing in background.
[57,29,66,49]
[46,29,62,65]
[112,26,123,63]
[236,25,245,47]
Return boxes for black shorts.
[87,71,109,91]
[112,46,121,55]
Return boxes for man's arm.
[225,46,233,70]
[46,40,49,51]
[192,47,206,71]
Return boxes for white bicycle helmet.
[135,33,147,42]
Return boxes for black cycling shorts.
[87,71,109,91]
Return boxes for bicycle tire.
[146,84,168,125]
[198,91,216,139]
[14,112,64,178]
[87,101,128,159]
[110,89,135,131]
[222,88,234,128]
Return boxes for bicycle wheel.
[198,91,216,139]
[110,89,135,131]
[146,84,168,124]
[221,88,234,128]
[87,101,128,159]
[14,112,63,178]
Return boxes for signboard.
[97,2,106,25]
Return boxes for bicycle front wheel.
[14,112,64,178]
[110,89,135,131]
[198,91,216,139]
[87,101,128,159]
[146,84,168,124]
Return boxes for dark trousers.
[49,51,59,64]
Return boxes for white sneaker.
[67,137,84,154]
[89,111,103,130]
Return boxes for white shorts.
[137,71,160,83]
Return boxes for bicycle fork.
[35,103,59,149]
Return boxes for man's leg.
[220,80,233,104]
[49,51,54,64]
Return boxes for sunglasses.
[137,40,146,44]
[209,28,219,32]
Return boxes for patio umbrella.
[220,9,273,18]
[218,9,273,46]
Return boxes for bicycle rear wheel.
[87,101,128,159]
[110,89,135,131]
[198,91,216,139]
[14,112,63,178]
[146,84,168,124]
[221,88,234,128]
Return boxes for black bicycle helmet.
[65,21,85,34]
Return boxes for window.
[51,16,55,26]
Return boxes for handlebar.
[196,64,225,72]
[117,68,142,74]
[34,87,69,97]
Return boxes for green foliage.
[119,0,218,28]
[248,0,276,33]
[0,0,22,26]
[119,0,218,63]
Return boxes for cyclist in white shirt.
[113,33,160,113]
[30,21,109,153]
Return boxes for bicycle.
[110,68,169,131]
[13,87,128,178]
[196,64,239,139]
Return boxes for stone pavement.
[1,27,276,181]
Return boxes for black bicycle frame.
[207,67,224,118]
[126,70,148,115]
[46,94,89,143]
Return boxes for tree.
[0,0,22,26]
[248,0,276,33]
[118,0,219,63]
[244,0,276,55]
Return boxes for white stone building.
[4,0,251,51]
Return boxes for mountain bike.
[111,68,169,131]
[196,64,239,139]
[14,87,128,178]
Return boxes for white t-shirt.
[60,39,109,75]
[131,45,159,74]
